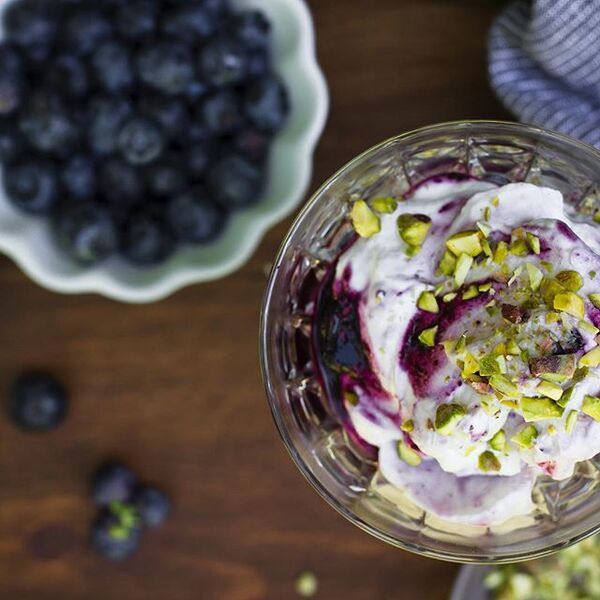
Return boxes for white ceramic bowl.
[0,0,328,303]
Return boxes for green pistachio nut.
[510,239,529,257]
[580,346,600,368]
[536,380,563,401]
[435,403,466,435]
[511,424,538,449]
[494,240,509,264]
[489,374,520,398]
[417,291,439,313]
[489,430,507,453]
[529,354,576,378]
[520,396,564,421]
[400,419,414,432]
[554,291,585,319]
[526,232,541,255]
[589,293,600,309]
[478,450,501,472]
[397,213,432,246]
[454,253,473,286]
[446,230,483,257]
[418,325,438,347]
[556,270,584,292]
[438,250,457,276]
[396,440,422,466]
[350,199,381,238]
[565,409,578,433]
[582,395,600,421]
[526,263,543,291]
[540,278,565,306]
[371,196,398,214]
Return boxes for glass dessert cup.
[260,121,600,563]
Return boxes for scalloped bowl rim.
[0,0,329,303]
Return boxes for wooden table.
[0,1,511,598]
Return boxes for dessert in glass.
[260,121,600,562]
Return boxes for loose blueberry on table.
[0,0,289,267]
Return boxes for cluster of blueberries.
[8,371,171,560]
[0,0,289,266]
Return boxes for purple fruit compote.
[312,177,600,526]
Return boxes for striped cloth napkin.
[488,0,600,147]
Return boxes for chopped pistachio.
[540,372,569,384]
[507,266,523,287]
[589,293,600,309]
[418,325,438,347]
[434,282,446,296]
[579,319,600,336]
[582,395,600,421]
[526,232,541,254]
[441,339,456,356]
[455,333,467,354]
[580,346,600,368]
[435,403,466,435]
[565,409,578,433]
[476,221,492,238]
[479,282,492,292]
[397,213,432,246]
[511,424,538,449]
[462,284,479,300]
[510,239,529,256]
[401,419,414,433]
[530,354,576,378]
[556,270,584,292]
[493,342,507,356]
[479,354,506,376]
[417,291,439,313]
[591,271,598,279]
[501,303,528,324]
[489,374,520,397]
[494,240,509,264]
[489,430,507,452]
[536,380,564,401]
[396,440,422,466]
[557,385,575,408]
[462,353,480,377]
[595,210,600,223]
[540,260,554,273]
[481,238,492,257]
[405,244,421,257]
[507,339,521,356]
[442,292,457,303]
[478,450,501,472]
[501,399,519,409]
[438,250,457,276]
[484,206,492,220]
[350,199,381,238]
[554,291,585,319]
[446,230,483,257]
[521,396,564,421]
[371,196,398,214]
[343,390,359,406]
[526,263,543,291]
[545,312,560,324]
[547,424,557,435]
[454,253,473,286]
[541,278,565,306]
[491,196,500,207]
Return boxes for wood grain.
[0,1,510,598]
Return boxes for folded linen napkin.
[489,0,600,147]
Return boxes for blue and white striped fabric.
[489,0,600,147]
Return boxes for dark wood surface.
[0,1,511,598]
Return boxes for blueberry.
[3,0,58,49]
[200,90,242,134]
[87,96,132,156]
[4,159,58,214]
[161,2,218,43]
[118,117,164,166]
[92,463,137,506]
[45,54,90,98]
[244,76,289,132]
[0,119,24,164]
[146,158,187,197]
[185,143,213,178]
[92,503,142,561]
[99,158,143,204]
[167,191,226,243]
[207,154,264,209]
[0,44,24,115]
[198,36,248,87]
[187,124,211,144]
[19,91,79,154]
[64,9,113,55]
[53,202,118,265]
[232,10,271,49]
[8,372,68,432]
[137,41,194,96]
[233,128,271,163]
[138,95,189,140]
[115,0,157,40]
[133,486,172,528]
[61,156,96,201]
[185,80,208,102]
[91,40,134,94]
[120,210,175,266]
[246,50,269,78]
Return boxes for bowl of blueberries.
[0,0,328,302]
